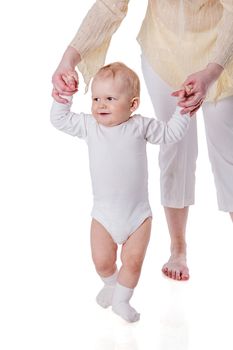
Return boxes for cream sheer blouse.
[70,0,233,101]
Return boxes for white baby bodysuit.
[51,98,190,244]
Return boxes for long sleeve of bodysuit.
[143,107,190,144]
[70,0,129,89]
[50,97,88,139]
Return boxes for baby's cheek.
[91,105,95,115]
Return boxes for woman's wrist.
[60,46,81,69]
[206,62,224,82]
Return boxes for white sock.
[112,283,140,322]
[96,269,118,308]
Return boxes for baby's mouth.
[98,112,111,116]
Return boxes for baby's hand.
[52,70,79,103]
[178,84,203,116]
[172,84,199,116]
[62,72,78,92]
[171,84,193,100]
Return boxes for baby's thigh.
[90,219,117,266]
[121,217,152,266]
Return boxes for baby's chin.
[93,115,121,127]
[96,119,120,127]
[93,114,131,127]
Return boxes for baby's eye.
[107,97,115,101]
[93,97,100,102]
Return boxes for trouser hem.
[218,206,233,213]
[161,200,195,209]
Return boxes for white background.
[0,1,232,349]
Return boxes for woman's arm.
[172,63,224,115]
[52,0,129,103]
[210,0,233,68]
[52,47,80,104]
[173,1,233,114]
[70,1,129,61]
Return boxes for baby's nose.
[100,101,107,108]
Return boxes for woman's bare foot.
[162,254,189,281]
[163,207,189,281]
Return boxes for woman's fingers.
[67,70,79,83]
[62,71,79,90]
[52,73,68,91]
[52,70,79,93]
[180,98,204,115]
[178,91,203,108]
[190,105,201,117]
[184,84,194,95]
[52,72,78,104]
[172,76,205,115]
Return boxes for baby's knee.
[122,254,143,274]
[93,255,116,275]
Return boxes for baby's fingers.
[52,88,69,104]
[178,92,203,108]
[62,74,77,90]
[171,89,185,98]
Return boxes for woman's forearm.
[206,62,224,83]
[59,46,81,69]
[210,2,233,68]
[52,46,80,103]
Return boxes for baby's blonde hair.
[93,62,140,98]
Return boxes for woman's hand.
[52,46,81,103]
[172,63,224,115]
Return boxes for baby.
[50,62,190,322]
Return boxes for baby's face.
[91,76,135,127]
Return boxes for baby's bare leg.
[118,217,152,288]
[112,217,152,322]
[91,219,118,308]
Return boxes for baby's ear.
[130,97,140,112]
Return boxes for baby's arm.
[50,95,87,139]
[144,107,190,144]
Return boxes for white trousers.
[141,55,233,212]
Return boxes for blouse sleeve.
[210,0,233,68]
[50,97,88,139]
[70,0,129,90]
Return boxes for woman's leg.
[141,55,198,280]
[202,95,233,218]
